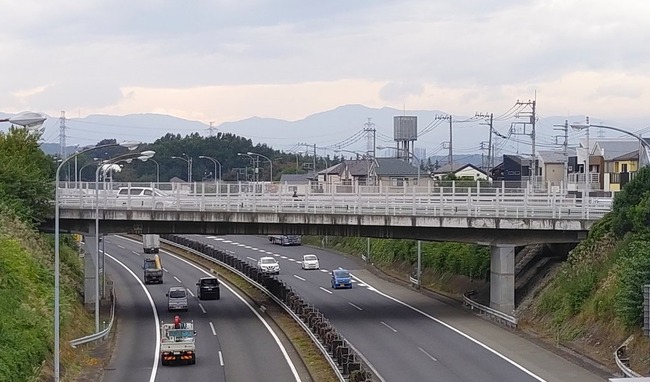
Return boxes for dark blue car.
[331,269,352,289]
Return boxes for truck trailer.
[268,234,302,246]
[143,234,160,253]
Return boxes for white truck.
[143,234,160,254]
[160,316,196,365]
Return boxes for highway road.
[98,235,305,382]
[185,234,606,382]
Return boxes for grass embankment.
[304,236,490,294]
[308,168,650,373]
[158,239,339,382]
[0,212,95,382]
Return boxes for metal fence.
[57,181,613,220]
[161,234,376,382]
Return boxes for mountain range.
[3,105,649,164]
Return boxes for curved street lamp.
[138,157,160,185]
[54,140,139,382]
[198,155,222,181]
[247,151,273,182]
[237,153,256,181]
[171,154,193,182]
[0,111,47,130]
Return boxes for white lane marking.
[223,240,232,243]
[419,347,438,362]
[187,289,195,297]
[357,283,367,287]
[105,253,160,382]
[116,244,125,249]
[214,238,224,241]
[350,274,546,382]
[251,247,259,251]
[246,256,258,262]
[230,242,239,245]
[319,287,333,294]
[237,244,246,247]
[380,321,397,333]
[288,258,295,262]
[273,254,280,257]
[209,322,217,336]
[199,303,206,314]
[173,276,182,283]
[218,350,224,366]
[348,302,363,311]
[280,256,287,259]
[133,251,141,256]
[162,268,169,273]
[293,275,306,281]
[136,242,303,382]
[244,245,252,249]
[264,251,273,254]
[320,269,329,273]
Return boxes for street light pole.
[171,155,192,183]
[247,152,273,181]
[199,155,222,182]
[53,140,139,382]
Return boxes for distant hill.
[3,107,648,162]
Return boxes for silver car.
[257,256,280,275]
[166,287,188,312]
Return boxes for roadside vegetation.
[309,167,650,372]
[0,127,93,382]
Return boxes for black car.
[196,277,220,300]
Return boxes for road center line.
[293,275,306,281]
[173,276,182,283]
[319,286,333,294]
[132,251,141,256]
[186,289,195,297]
[348,302,363,311]
[246,256,257,262]
[117,244,125,249]
[380,321,397,333]
[218,350,224,366]
[198,303,206,314]
[209,322,217,336]
[418,347,438,362]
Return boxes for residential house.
[431,163,489,181]
[314,158,420,191]
[570,139,640,192]
[537,150,572,191]
[490,155,531,188]
[279,173,314,195]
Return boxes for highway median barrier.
[159,234,377,382]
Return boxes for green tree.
[0,128,54,223]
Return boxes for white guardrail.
[57,182,613,220]
[158,237,347,382]
[614,335,643,378]
[69,289,116,348]
[462,291,518,329]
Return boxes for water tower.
[393,116,418,161]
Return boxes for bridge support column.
[490,244,515,314]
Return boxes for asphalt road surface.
[185,234,607,382]
[97,235,305,382]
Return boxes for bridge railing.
[57,181,612,220]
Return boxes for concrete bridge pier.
[490,244,515,315]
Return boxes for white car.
[116,186,173,209]
[257,256,280,275]
[301,254,320,270]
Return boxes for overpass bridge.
[47,182,613,314]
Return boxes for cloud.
[379,81,424,102]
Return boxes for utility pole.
[435,115,453,171]
[476,113,494,170]
[553,120,569,191]
[513,100,537,188]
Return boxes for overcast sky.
[2,0,650,129]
